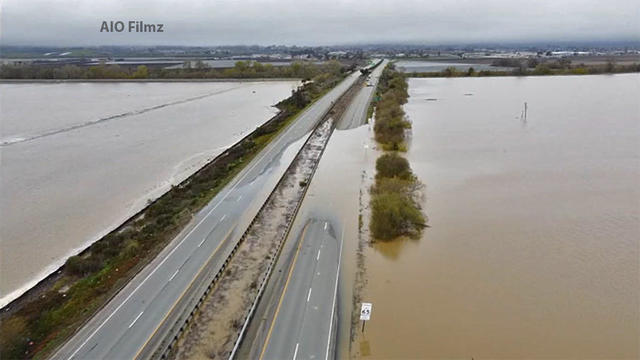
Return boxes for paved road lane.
[337,60,386,130]
[259,220,341,360]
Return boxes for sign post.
[360,302,372,333]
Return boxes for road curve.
[51,71,361,360]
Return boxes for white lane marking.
[325,226,345,360]
[198,237,206,247]
[237,195,243,202]
[67,211,196,358]
[221,214,227,222]
[317,250,321,261]
[293,343,299,360]
[66,71,360,360]
[307,288,312,302]
[128,311,144,329]
[168,269,179,282]
[324,222,327,231]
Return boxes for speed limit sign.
[360,302,372,321]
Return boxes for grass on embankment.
[0,63,351,360]
[369,64,426,241]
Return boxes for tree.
[132,65,149,79]
[194,60,208,70]
[375,153,412,179]
[605,59,616,73]
[442,66,457,77]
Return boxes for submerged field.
[358,74,639,358]
[0,81,297,306]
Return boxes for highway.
[51,70,361,360]
[259,220,342,360]
[337,60,386,130]
[242,60,388,360]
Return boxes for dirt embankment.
[166,76,365,360]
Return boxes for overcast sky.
[1,0,639,46]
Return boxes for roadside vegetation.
[369,64,426,241]
[372,65,411,150]
[408,58,640,78]
[0,59,351,80]
[0,63,351,360]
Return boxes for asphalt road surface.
[243,60,387,360]
[258,220,342,360]
[337,60,386,130]
[51,70,361,360]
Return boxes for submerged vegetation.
[371,154,425,240]
[373,66,411,150]
[0,60,350,80]
[0,63,350,360]
[369,64,425,241]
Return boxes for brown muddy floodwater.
[360,74,639,359]
[0,81,297,307]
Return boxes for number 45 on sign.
[360,302,372,332]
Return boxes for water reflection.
[371,237,420,261]
[360,74,640,359]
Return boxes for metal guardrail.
[227,74,365,360]
[145,73,363,360]
[227,117,333,360]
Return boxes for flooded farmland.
[0,81,298,307]
[394,60,509,73]
[358,74,639,358]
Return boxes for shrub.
[371,176,413,196]
[0,316,28,357]
[373,67,410,149]
[375,153,412,180]
[65,255,103,276]
[370,192,425,240]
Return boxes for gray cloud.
[1,0,639,46]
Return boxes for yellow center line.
[259,223,310,360]
[133,223,237,360]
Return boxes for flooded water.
[395,60,508,73]
[0,81,298,306]
[360,74,640,358]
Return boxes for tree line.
[369,64,426,241]
[0,59,349,80]
[410,59,640,78]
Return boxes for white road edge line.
[66,69,358,360]
[307,288,312,302]
[325,225,344,360]
[293,343,299,360]
[128,311,144,329]
[168,269,179,282]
